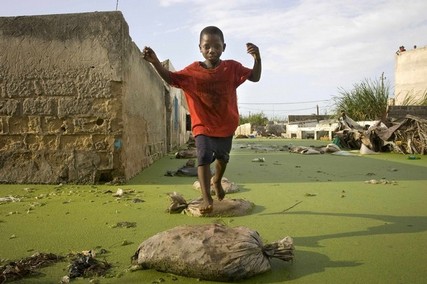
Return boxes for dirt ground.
[1,138,426,284]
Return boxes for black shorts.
[195,135,233,166]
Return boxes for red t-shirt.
[169,60,252,137]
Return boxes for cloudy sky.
[2,0,427,119]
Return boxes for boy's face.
[199,33,226,65]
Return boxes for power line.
[239,106,320,112]
[239,99,330,105]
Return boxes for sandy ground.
[1,138,426,284]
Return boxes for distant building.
[394,45,427,105]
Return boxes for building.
[394,45,427,105]
[0,12,189,184]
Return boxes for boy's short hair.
[200,26,224,43]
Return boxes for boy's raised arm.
[142,46,172,85]
[246,43,261,82]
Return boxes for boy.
[143,26,261,213]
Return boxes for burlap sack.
[132,223,294,282]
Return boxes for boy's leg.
[198,164,213,212]
[212,159,226,200]
[195,135,214,213]
[211,136,232,201]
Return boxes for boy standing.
[143,26,261,213]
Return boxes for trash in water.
[111,221,137,228]
[252,157,265,162]
[131,223,294,282]
[0,196,21,204]
[67,251,111,279]
[0,252,64,283]
[407,155,421,160]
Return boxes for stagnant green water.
[1,139,426,283]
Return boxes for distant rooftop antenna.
[116,0,119,10]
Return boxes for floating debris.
[175,149,197,159]
[252,157,265,162]
[67,252,111,279]
[112,188,124,197]
[111,221,137,228]
[0,196,21,204]
[0,252,64,283]
[364,179,397,185]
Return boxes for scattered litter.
[365,179,397,185]
[175,149,197,159]
[60,275,70,283]
[131,223,294,281]
[67,251,111,279]
[0,196,21,204]
[407,155,421,160]
[111,188,135,197]
[113,188,124,197]
[111,221,137,228]
[360,144,379,155]
[121,240,132,246]
[0,252,64,283]
[331,150,357,156]
[165,160,200,177]
[23,187,36,193]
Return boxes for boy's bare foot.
[213,180,225,201]
[199,203,213,214]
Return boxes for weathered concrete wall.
[387,106,427,120]
[0,11,171,183]
[162,60,190,152]
[395,46,427,105]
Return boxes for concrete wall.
[395,46,427,105]
[235,123,252,136]
[162,60,190,152]
[0,11,176,184]
[387,106,427,120]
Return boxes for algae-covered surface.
[1,138,427,283]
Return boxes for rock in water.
[132,223,294,281]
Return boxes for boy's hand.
[142,46,159,63]
[246,43,261,61]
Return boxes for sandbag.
[131,223,294,282]
[167,192,254,217]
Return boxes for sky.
[2,0,427,119]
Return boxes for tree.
[239,112,268,126]
[333,73,390,121]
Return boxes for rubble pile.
[334,113,427,155]
[385,115,427,154]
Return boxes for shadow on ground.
[265,211,427,248]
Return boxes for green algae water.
[1,139,427,283]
